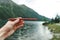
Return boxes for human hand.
[0,17,24,40]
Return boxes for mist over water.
[5,21,53,40]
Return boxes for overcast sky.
[12,0,60,18]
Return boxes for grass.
[51,35,60,40]
[48,23,60,33]
[47,23,60,40]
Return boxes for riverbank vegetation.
[48,23,60,33]
[42,15,60,40]
[45,14,60,33]
[44,14,60,40]
[47,23,60,40]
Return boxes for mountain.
[0,0,10,3]
[0,0,50,21]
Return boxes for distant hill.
[0,0,50,21]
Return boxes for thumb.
[13,18,19,24]
[13,17,22,24]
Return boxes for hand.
[0,17,24,40]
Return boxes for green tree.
[54,14,60,23]
[50,18,55,24]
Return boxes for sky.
[12,0,60,18]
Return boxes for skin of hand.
[0,17,24,40]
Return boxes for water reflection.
[5,21,53,40]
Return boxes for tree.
[54,14,60,23]
[51,18,55,23]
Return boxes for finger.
[16,20,24,28]
[19,20,24,25]
[13,20,24,30]
[13,17,22,24]
[18,24,24,28]
[14,24,24,31]
[13,18,19,24]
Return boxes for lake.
[5,21,53,40]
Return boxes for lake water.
[5,21,53,40]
